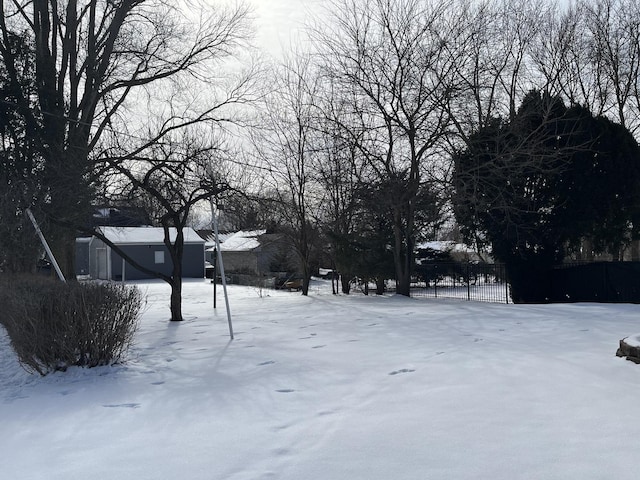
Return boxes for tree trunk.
[341,274,351,294]
[301,260,311,296]
[46,223,78,281]
[169,233,184,321]
[169,277,183,321]
[392,208,412,297]
[396,268,411,296]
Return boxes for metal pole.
[213,248,217,309]
[212,210,233,339]
[26,209,66,283]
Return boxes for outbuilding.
[204,230,298,287]
[88,226,205,281]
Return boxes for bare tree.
[313,0,453,296]
[251,52,322,296]
[444,0,551,144]
[0,0,253,278]
[95,130,232,321]
[529,0,640,138]
[583,0,640,136]
[313,88,364,294]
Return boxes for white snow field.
[2,278,640,480]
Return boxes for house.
[87,226,205,280]
[90,205,151,227]
[213,230,265,274]
[196,229,233,265]
[207,230,296,278]
[416,240,491,264]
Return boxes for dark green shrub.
[0,276,142,375]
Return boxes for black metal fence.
[409,260,640,304]
[412,262,510,303]
[551,261,640,303]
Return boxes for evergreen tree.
[0,31,42,273]
[453,90,640,302]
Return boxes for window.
[154,250,165,264]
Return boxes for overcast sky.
[251,0,325,57]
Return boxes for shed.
[207,230,295,275]
[88,226,205,280]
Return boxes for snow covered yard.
[2,278,640,480]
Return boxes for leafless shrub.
[0,276,142,375]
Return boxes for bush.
[0,276,142,375]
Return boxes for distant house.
[86,226,205,281]
[416,241,490,264]
[208,230,295,277]
[196,229,233,265]
[90,206,151,227]
[217,230,264,274]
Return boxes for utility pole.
[210,198,233,339]
[26,209,66,283]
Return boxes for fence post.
[505,264,509,304]
[434,265,438,298]
[467,263,471,301]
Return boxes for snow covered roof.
[417,241,474,253]
[97,226,205,245]
[207,230,266,252]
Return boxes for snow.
[624,333,640,347]
[98,226,205,245]
[209,230,266,252]
[418,240,472,253]
[2,279,640,479]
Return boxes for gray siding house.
[214,230,265,274]
[205,231,298,288]
[88,226,205,280]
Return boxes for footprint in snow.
[275,389,295,393]
[317,410,336,417]
[103,403,141,409]
[389,369,415,376]
[258,360,276,366]
[312,345,326,349]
